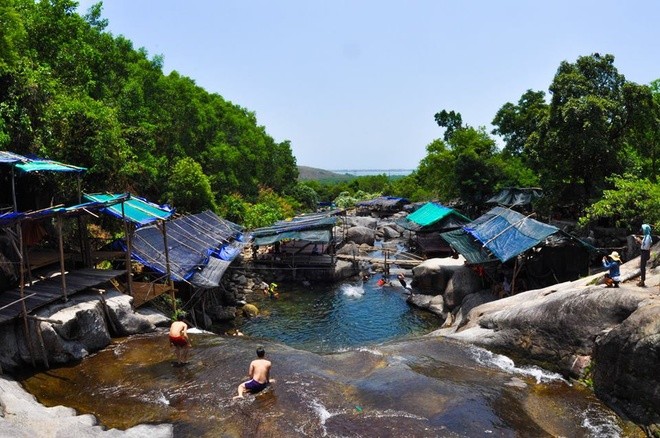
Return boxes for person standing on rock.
[169,314,192,365]
[634,224,653,287]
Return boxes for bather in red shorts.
[169,335,188,347]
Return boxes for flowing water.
[19,279,641,437]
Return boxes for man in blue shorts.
[234,347,273,398]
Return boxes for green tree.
[285,183,319,212]
[532,54,635,211]
[434,109,464,141]
[623,79,660,182]
[492,89,548,160]
[579,175,660,231]
[218,193,248,224]
[167,157,217,213]
[416,138,456,200]
[450,127,502,210]
[0,0,26,72]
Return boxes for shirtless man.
[169,315,191,365]
[234,347,273,399]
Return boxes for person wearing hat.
[602,251,622,288]
[634,224,653,287]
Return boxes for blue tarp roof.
[442,206,560,263]
[130,210,245,287]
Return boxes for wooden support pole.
[56,214,68,302]
[17,223,36,368]
[121,201,133,296]
[29,318,49,369]
[26,315,63,324]
[161,220,176,313]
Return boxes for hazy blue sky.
[76,1,660,170]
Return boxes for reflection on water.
[236,280,438,353]
[20,334,636,437]
[18,278,642,437]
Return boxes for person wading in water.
[169,314,192,365]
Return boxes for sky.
[76,1,660,171]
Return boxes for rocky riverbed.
[0,215,658,436]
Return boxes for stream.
[19,278,640,437]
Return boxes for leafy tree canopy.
[0,0,298,218]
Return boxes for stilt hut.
[250,212,341,280]
[441,206,592,295]
[396,202,471,258]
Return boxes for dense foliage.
[1,2,658,232]
[0,0,298,216]
[341,54,660,230]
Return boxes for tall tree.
[532,54,635,211]
[491,89,548,161]
[433,109,463,141]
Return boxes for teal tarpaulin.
[83,193,173,225]
[405,202,470,227]
[0,151,86,173]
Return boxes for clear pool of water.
[235,277,439,353]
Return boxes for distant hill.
[297,166,354,182]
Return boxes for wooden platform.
[252,254,335,269]
[335,254,423,268]
[130,281,175,308]
[0,268,126,325]
[26,250,71,271]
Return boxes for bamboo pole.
[161,220,176,313]
[56,214,68,302]
[17,222,36,367]
[121,201,133,296]
[29,318,49,369]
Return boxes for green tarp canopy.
[251,216,337,246]
[405,202,470,228]
[15,160,86,173]
[486,187,543,208]
[0,151,86,173]
[83,193,173,225]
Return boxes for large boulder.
[0,290,160,371]
[411,258,455,293]
[104,291,156,336]
[34,299,111,364]
[334,259,358,280]
[379,225,401,240]
[346,226,375,246]
[336,242,364,256]
[0,324,22,370]
[407,294,446,319]
[450,285,651,374]
[443,266,484,310]
[451,290,497,331]
[343,216,378,229]
[593,299,660,431]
